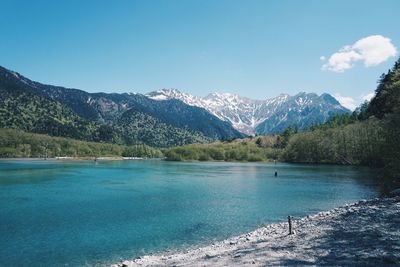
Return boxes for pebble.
[205,253,216,259]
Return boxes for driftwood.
[288,215,293,235]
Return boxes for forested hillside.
[0,69,99,140]
[0,66,243,147]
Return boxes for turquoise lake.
[0,160,382,266]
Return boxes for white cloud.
[361,92,375,102]
[322,35,397,72]
[333,93,357,110]
[320,56,326,61]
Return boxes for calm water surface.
[0,160,381,266]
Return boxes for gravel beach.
[114,194,400,266]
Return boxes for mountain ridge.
[146,88,349,135]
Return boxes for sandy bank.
[114,195,400,266]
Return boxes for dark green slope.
[118,109,210,147]
[0,68,97,140]
[367,59,400,119]
[366,58,400,177]
[120,96,244,140]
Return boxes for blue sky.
[1,0,399,109]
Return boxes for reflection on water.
[0,160,382,266]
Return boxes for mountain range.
[0,66,242,147]
[0,65,349,147]
[147,89,350,135]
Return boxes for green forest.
[0,128,162,158]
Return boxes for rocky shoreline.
[114,193,400,266]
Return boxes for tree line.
[0,128,162,158]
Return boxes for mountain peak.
[207,92,238,98]
[159,88,182,94]
[146,88,200,104]
[320,93,342,106]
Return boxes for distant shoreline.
[113,193,400,267]
[0,157,373,166]
[0,157,147,161]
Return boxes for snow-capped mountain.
[146,89,350,135]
